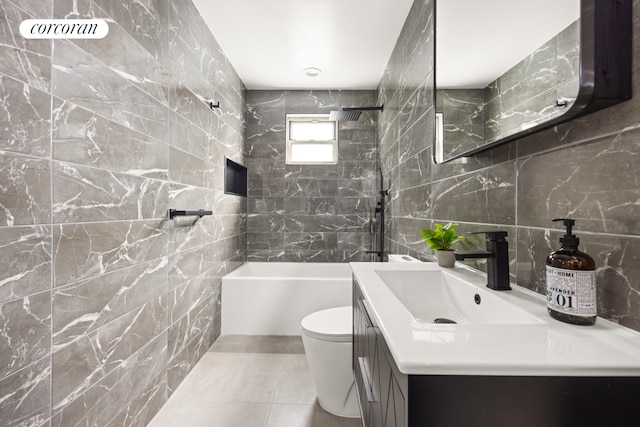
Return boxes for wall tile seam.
[0,148,52,163]
[54,44,172,113]
[50,96,167,143]
[514,141,520,265]
[166,179,227,191]
[168,282,217,311]
[172,114,243,147]
[393,182,431,194]
[100,374,167,427]
[0,351,51,389]
[423,219,516,227]
[73,0,167,58]
[512,224,638,240]
[53,32,243,130]
[49,252,236,293]
[5,0,52,19]
[167,241,245,260]
[48,29,55,424]
[48,217,176,226]
[395,149,433,174]
[426,159,516,185]
[376,73,433,123]
[51,292,216,376]
[401,222,640,249]
[0,71,53,104]
[51,302,170,355]
[209,89,247,117]
[50,263,168,295]
[51,261,169,292]
[513,123,640,162]
[51,239,171,272]
[172,107,229,137]
[51,328,169,400]
[163,315,213,363]
[373,105,401,142]
[50,158,171,181]
[378,140,399,159]
[51,334,169,422]
[396,105,434,144]
[375,107,405,145]
[0,291,53,327]
[395,216,433,224]
[49,108,172,160]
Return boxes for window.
[286,114,338,165]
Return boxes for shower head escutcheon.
[329,105,384,122]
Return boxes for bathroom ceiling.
[192,0,578,91]
[436,0,580,88]
[191,0,414,90]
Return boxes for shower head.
[329,105,384,122]
[330,109,362,121]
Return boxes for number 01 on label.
[546,266,596,317]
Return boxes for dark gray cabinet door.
[353,282,376,426]
[386,376,406,427]
[354,279,407,427]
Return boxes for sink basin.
[375,269,544,325]
[352,262,640,377]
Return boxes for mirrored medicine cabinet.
[434,0,632,163]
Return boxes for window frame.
[285,113,338,165]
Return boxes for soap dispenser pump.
[546,218,597,325]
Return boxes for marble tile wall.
[0,0,246,426]
[380,0,640,333]
[245,90,377,262]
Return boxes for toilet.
[301,306,358,418]
[300,255,422,418]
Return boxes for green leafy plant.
[419,222,464,251]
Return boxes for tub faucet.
[454,231,511,291]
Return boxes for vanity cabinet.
[353,277,640,427]
[353,280,407,427]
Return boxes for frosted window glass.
[290,143,334,163]
[289,121,335,141]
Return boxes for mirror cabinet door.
[434,0,632,163]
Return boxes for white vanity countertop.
[350,262,640,376]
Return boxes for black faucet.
[454,231,511,291]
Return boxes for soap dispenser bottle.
[546,218,597,325]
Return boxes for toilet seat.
[300,306,352,342]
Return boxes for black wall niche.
[224,157,247,197]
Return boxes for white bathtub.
[221,262,353,335]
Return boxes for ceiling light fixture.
[303,67,322,77]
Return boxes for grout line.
[263,402,274,427]
[49,34,55,424]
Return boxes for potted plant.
[419,222,464,267]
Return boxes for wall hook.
[209,101,220,110]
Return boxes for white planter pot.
[436,250,456,268]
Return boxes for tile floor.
[148,335,362,427]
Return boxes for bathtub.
[221,262,353,335]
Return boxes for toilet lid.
[300,306,352,342]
